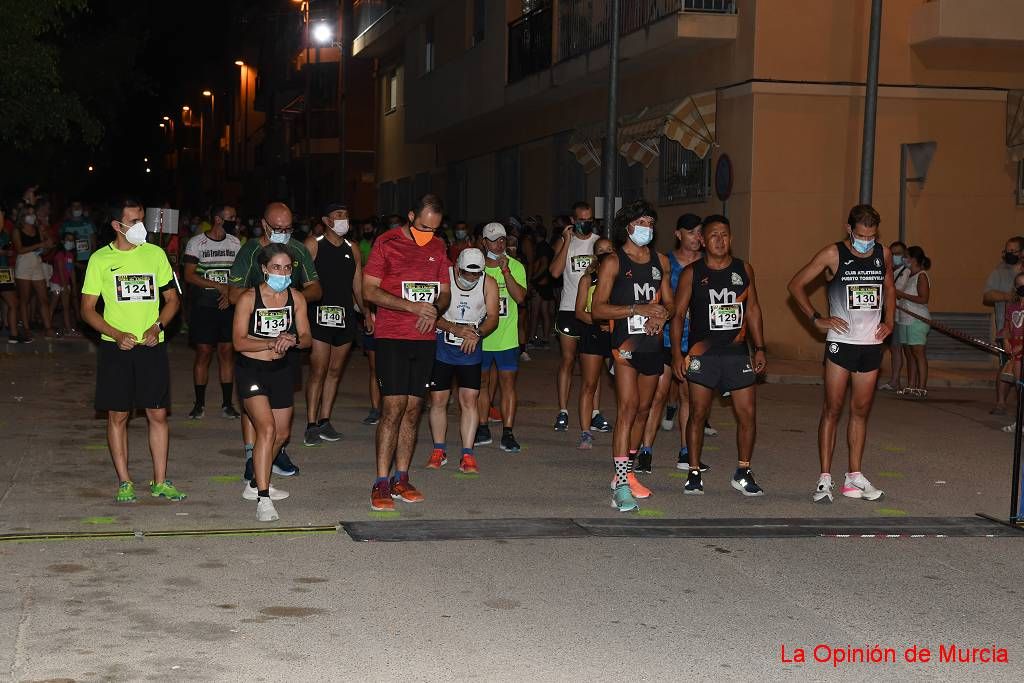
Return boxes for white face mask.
[72,209,83,218]
[118,220,148,246]
[331,219,350,236]
[23,214,36,225]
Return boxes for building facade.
[356,0,1024,360]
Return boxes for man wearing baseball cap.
[426,248,500,473]
[475,222,528,452]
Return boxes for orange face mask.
[410,226,434,246]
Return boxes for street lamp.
[87,165,94,172]
[234,60,244,67]
[313,22,333,45]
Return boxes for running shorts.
[685,352,756,394]
[825,341,884,373]
[611,349,664,377]
[429,360,482,392]
[481,347,519,372]
[189,304,234,345]
[579,323,612,358]
[235,354,294,409]
[95,341,170,411]
[555,310,584,339]
[375,338,436,398]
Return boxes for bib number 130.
[847,285,881,311]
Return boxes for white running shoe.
[256,497,280,522]
[242,484,290,501]
[1002,422,1017,433]
[812,474,834,503]
[704,424,718,437]
[520,351,532,362]
[841,472,884,501]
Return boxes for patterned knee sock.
[613,456,629,487]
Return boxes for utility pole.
[858,0,883,204]
[601,0,621,234]
[338,1,351,204]
[303,0,312,217]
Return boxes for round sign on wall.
[715,153,733,202]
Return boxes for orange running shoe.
[613,472,652,499]
[488,406,502,423]
[426,448,447,469]
[459,453,478,473]
[391,479,425,503]
[370,481,395,511]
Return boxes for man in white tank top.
[548,201,610,434]
[788,204,895,505]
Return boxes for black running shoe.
[675,447,710,472]
[499,431,521,453]
[731,467,764,497]
[188,403,205,420]
[361,408,380,426]
[272,448,299,476]
[636,448,653,474]
[683,469,704,495]
[243,454,254,482]
[303,424,322,447]
[474,424,492,446]
[221,405,241,419]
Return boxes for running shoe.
[841,472,884,501]
[242,483,289,501]
[683,470,704,495]
[554,410,569,432]
[812,474,834,503]
[625,472,651,499]
[877,383,898,392]
[303,424,322,447]
[990,405,1008,416]
[661,404,677,431]
[612,484,638,512]
[1001,422,1016,433]
[577,432,594,450]
[474,424,493,446]
[370,480,394,511]
[635,448,653,474]
[114,481,136,504]
[703,423,718,437]
[426,448,447,469]
[731,468,764,496]
[361,408,381,425]
[499,431,521,453]
[150,480,187,501]
[256,497,279,522]
[318,421,343,441]
[676,448,709,472]
[391,479,425,503]
[243,454,254,482]
[520,351,532,362]
[188,403,205,420]
[272,448,299,477]
[488,406,503,423]
[221,405,241,419]
[459,454,478,473]
[590,413,611,433]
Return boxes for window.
[385,70,398,114]
[472,0,486,46]
[424,19,435,74]
[1018,160,1024,206]
[658,139,711,204]
[495,147,521,218]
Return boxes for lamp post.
[203,89,217,188]
[236,61,248,173]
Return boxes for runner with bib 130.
[671,215,767,497]
[787,204,894,504]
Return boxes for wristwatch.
[156,321,165,331]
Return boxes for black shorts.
[579,323,612,358]
[95,341,170,412]
[311,318,356,347]
[612,349,664,377]
[825,341,884,373]
[189,304,234,345]
[376,338,436,398]
[533,281,555,301]
[235,354,294,409]
[555,310,584,339]
[428,360,482,392]
[686,352,755,394]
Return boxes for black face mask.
[1005,252,1020,266]
[574,220,594,236]
[222,220,237,235]
[1017,286,1024,297]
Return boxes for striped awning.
[1009,90,1024,162]
[568,121,606,174]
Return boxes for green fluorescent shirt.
[81,242,174,342]
[228,237,318,290]
[483,258,527,352]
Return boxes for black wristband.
[811,311,821,321]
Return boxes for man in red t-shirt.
[363,193,451,510]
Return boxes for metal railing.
[354,0,396,41]
[508,5,553,83]
[558,0,736,62]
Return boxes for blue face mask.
[851,236,875,253]
[629,226,654,247]
[486,250,503,260]
[265,273,291,292]
[269,231,289,244]
[892,255,904,267]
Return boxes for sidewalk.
[766,358,995,388]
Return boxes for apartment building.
[355,0,1024,359]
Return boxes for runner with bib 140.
[787,204,894,504]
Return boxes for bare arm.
[898,271,930,305]
[363,273,416,314]
[744,263,767,373]
[291,290,313,349]
[350,241,364,311]
[670,267,694,381]
[786,243,848,335]
[574,272,593,324]
[548,234,571,278]
[878,247,895,337]
[231,290,273,353]
[984,289,1013,305]
[479,275,500,337]
[501,259,527,304]
[80,293,129,343]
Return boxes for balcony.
[507,0,737,85]
[353,0,441,58]
[910,0,1024,47]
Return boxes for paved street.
[1,340,1022,681]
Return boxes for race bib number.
[0,268,12,285]
[709,302,743,331]
[75,239,90,254]
[316,305,346,328]
[570,255,593,273]
[114,273,156,303]
[401,281,439,304]
[627,314,649,335]
[254,306,292,338]
[847,284,881,311]
[499,296,509,317]
[444,330,464,346]
[205,269,229,285]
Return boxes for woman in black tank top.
[591,201,674,512]
[231,243,312,522]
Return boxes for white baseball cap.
[482,222,506,241]
[457,248,485,272]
